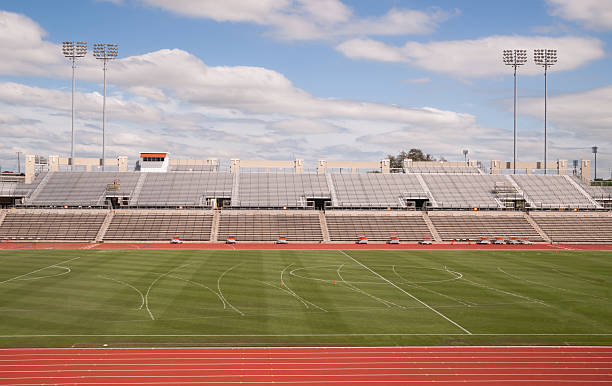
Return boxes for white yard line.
[145,264,191,320]
[217,263,244,316]
[339,250,472,335]
[0,257,80,285]
[99,276,145,310]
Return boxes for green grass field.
[0,249,611,347]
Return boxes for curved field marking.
[446,266,550,307]
[291,264,459,286]
[392,266,474,307]
[16,265,71,281]
[279,264,327,312]
[337,264,404,309]
[0,257,80,285]
[339,251,471,335]
[253,279,327,312]
[497,267,606,300]
[217,263,244,316]
[98,275,145,310]
[551,268,601,285]
[145,263,191,321]
[168,275,226,309]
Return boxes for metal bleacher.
[423,174,509,209]
[26,172,140,207]
[510,175,599,209]
[405,166,481,174]
[0,210,107,241]
[232,173,330,208]
[331,173,426,208]
[132,172,233,207]
[428,212,543,241]
[325,211,432,241]
[217,210,323,241]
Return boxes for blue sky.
[0,0,610,177]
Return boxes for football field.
[0,249,611,347]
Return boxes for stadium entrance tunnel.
[307,198,330,210]
[407,198,429,210]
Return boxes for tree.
[387,148,438,169]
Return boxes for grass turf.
[0,249,611,347]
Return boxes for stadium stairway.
[524,213,551,243]
[319,211,331,242]
[0,209,6,229]
[95,210,115,242]
[422,212,443,242]
[210,210,221,242]
[563,175,603,209]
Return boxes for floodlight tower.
[93,43,118,171]
[62,41,87,170]
[462,149,469,165]
[534,49,557,174]
[592,146,598,180]
[503,49,527,174]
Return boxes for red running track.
[1,241,611,250]
[0,346,610,385]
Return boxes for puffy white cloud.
[141,0,452,40]
[336,35,605,77]
[547,0,612,30]
[268,119,346,135]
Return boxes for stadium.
[2,0,612,384]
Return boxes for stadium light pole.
[93,43,118,171]
[592,146,598,181]
[503,49,527,174]
[462,149,469,165]
[534,49,557,174]
[62,41,87,171]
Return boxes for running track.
[1,242,611,250]
[0,347,611,385]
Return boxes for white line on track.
[217,263,244,316]
[98,276,145,310]
[0,257,80,285]
[338,250,472,335]
[145,264,191,320]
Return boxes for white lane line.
[339,250,472,335]
[145,264,191,320]
[336,264,403,309]
[168,275,226,309]
[4,380,612,385]
[0,257,80,285]
[99,276,145,310]
[445,266,550,307]
[217,263,244,316]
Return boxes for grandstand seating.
[325,211,432,242]
[104,211,213,241]
[424,174,509,209]
[217,211,323,241]
[405,166,480,174]
[331,174,426,208]
[233,174,329,208]
[0,211,106,241]
[428,213,543,241]
[530,213,612,243]
[27,172,140,207]
[133,173,232,207]
[511,175,597,209]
